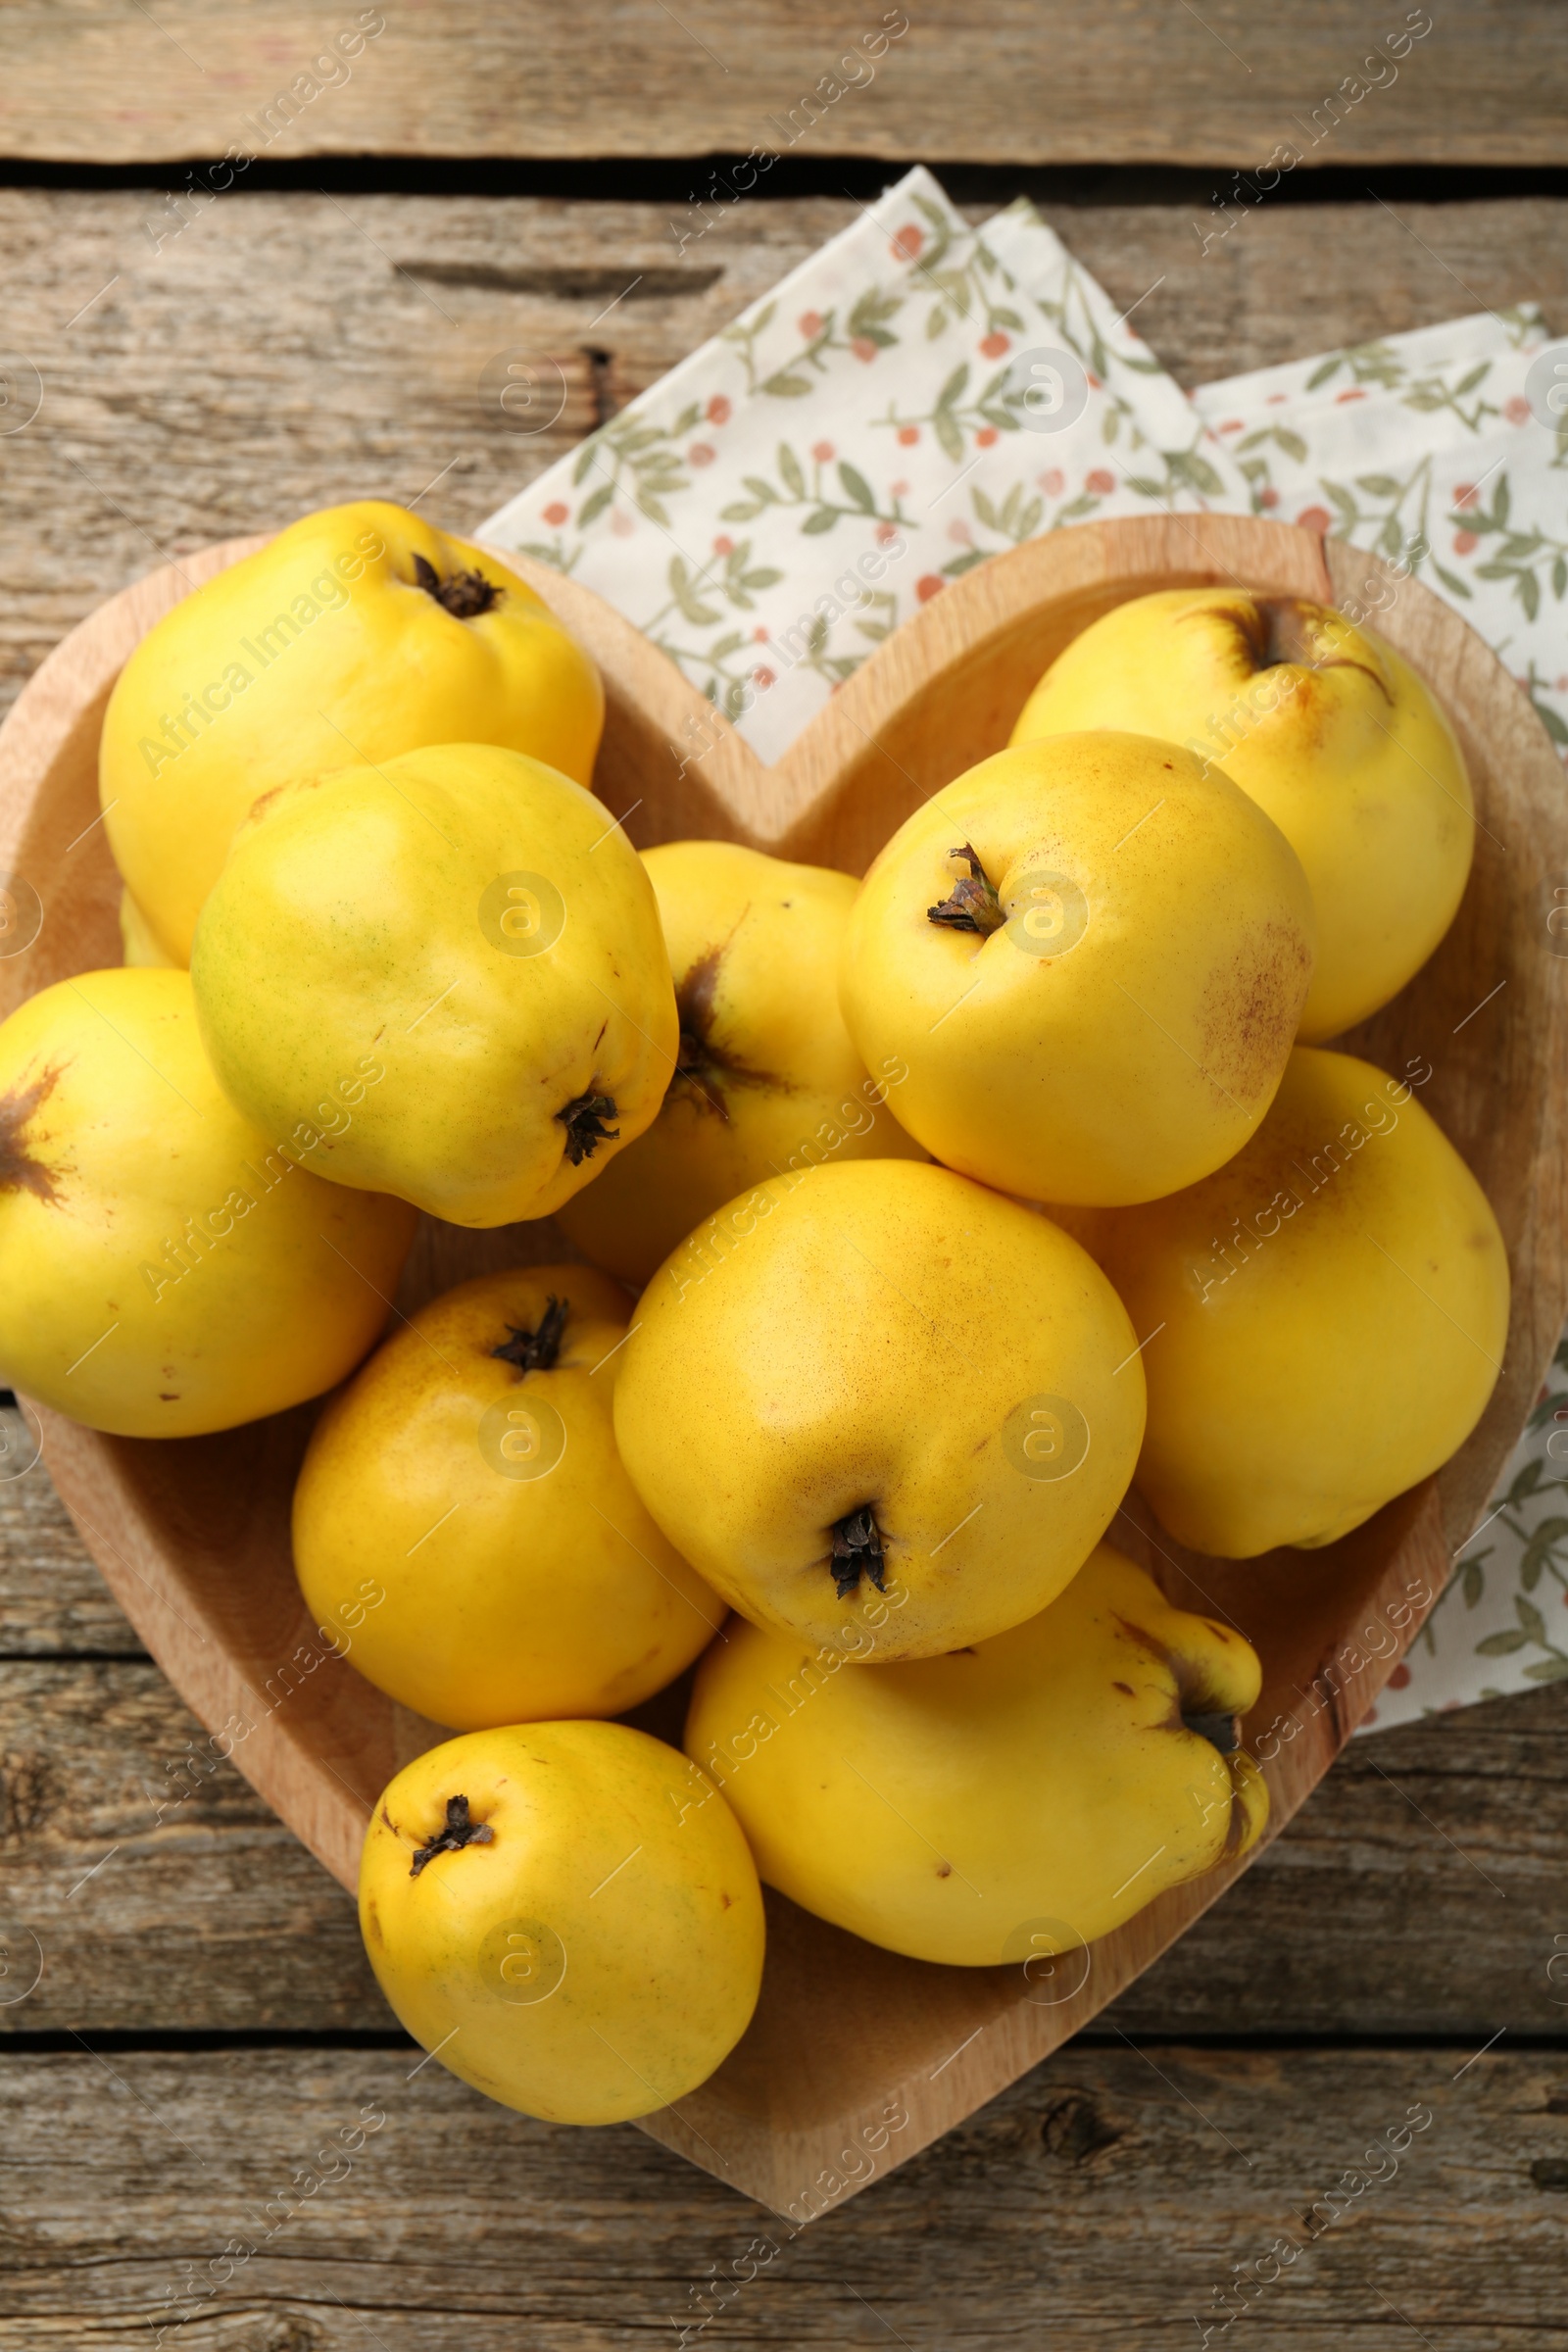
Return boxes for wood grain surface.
[3,175,1566,2335]
[0,2,1563,168]
[4,1623,1568,2043]
[0,2043,1563,2349]
[2,189,1564,738]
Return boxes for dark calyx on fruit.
[0,1063,65,1205]
[493,1294,568,1374]
[557,1090,619,1164]
[1200,594,1392,703]
[830,1504,887,1598]
[672,940,786,1121]
[410,1793,494,1878]
[1182,1710,1241,1754]
[412,551,504,619]
[928,843,1005,935]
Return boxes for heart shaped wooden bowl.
[2,514,1564,2219]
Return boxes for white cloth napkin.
[482,168,1568,1730]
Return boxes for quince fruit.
[839,732,1314,1205]
[1010,589,1473,1040]
[557,840,923,1284]
[0,968,415,1437]
[190,742,678,1226]
[101,500,604,964]
[359,1722,764,2123]
[1089,1046,1509,1555]
[293,1266,724,1728]
[613,1158,1146,1660]
[685,1540,1266,1966]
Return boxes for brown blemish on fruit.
[936,1861,953,1878]
[1112,1680,1135,1696]
[159,1393,179,1401]
[242,773,327,836]
[0,1062,68,1205]
[244,782,287,828]
[720,1890,733,1909]
[1198,919,1313,1109]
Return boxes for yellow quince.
[557,840,923,1284]
[1089,1046,1509,1555]
[101,500,604,963]
[0,968,414,1437]
[359,1722,764,2123]
[293,1266,725,1729]
[685,1540,1266,1966]
[613,1158,1146,1661]
[189,743,678,1226]
[1010,589,1473,1040]
[839,733,1315,1205]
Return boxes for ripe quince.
[557,840,923,1283]
[685,1540,1266,1966]
[293,1266,724,1728]
[1010,590,1473,1041]
[0,968,415,1437]
[359,1722,764,2123]
[100,500,604,965]
[839,732,1314,1205]
[190,742,678,1226]
[1090,1046,1509,1555]
[613,1159,1146,1660]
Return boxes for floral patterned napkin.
[482,169,1250,764]
[481,168,1568,1729]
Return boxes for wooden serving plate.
[1,514,1563,2219]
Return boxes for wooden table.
[3,10,1567,2344]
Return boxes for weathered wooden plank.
[0,1661,380,2029]
[0,1464,144,1656]
[3,1650,1567,2039]
[0,3,1562,168]
[0,2044,1561,2345]
[2,188,1564,740]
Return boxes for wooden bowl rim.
[1,513,1563,2217]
